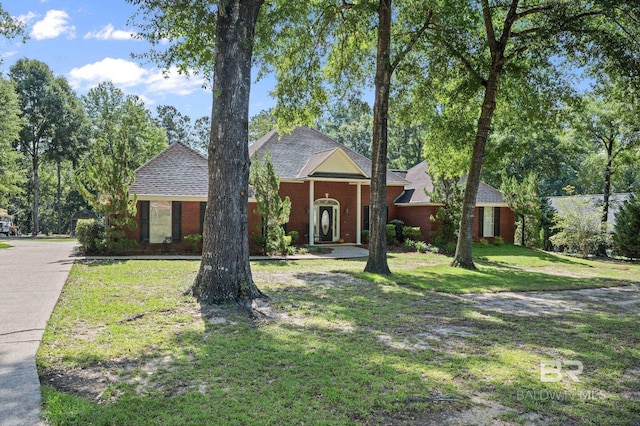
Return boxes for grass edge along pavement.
[38,245,640,425]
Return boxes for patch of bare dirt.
[462,284,640,316]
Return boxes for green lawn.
[361,244,635,292]
[38,245,640,425]
[0,243,11,249]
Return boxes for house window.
[150,201,172,243]
[483,207,494,237]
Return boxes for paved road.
[0,239,77,426]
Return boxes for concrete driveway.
[0,238,77,426]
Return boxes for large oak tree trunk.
[32,154,39,236]
[364,0,393,275]
[191,0,265,306]
[57,161,62,234]
[602,151,613,224]
[451,69,502,269]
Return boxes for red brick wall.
[395,205,438,241]
[123,202,141,242]
[124,200,204,251]
[499,207,515,244]
[181,202,202,238]
[394,205,516,244]
[247,181,406,245]
[473,206,515,243]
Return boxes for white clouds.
[0,51,18,62]
[31,10,75,40]
[16,12,37,26]
[84,24,137,41]
[68,58,208,104]
[69,58,147,89]
[146,68,207,96]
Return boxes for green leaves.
[249,150,291,255]
[0,77,24,204]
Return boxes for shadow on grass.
[38,261,640,425]
[375,265,628,293]
[472,244,587,267]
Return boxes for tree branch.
[391,11,434,71]
[435,33,488,87]
[482,0,498,53]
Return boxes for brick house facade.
[126,127,514,250]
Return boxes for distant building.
[548,193,631,231]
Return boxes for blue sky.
[0,0,276,119]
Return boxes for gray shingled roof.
[548,193,630,230]
[249,126,407,184]
[130,142,209,198]
[394,161,506,205]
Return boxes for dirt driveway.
[461,284,640,316]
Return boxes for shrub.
[612,193,640,259]
[76,219,105,255]
[390,219,404,243]
[251,234,267,255]
[415,241,428,253]
[286,245,296,256]
[404,239,416,251]
[550,196,606,258]
[297,247,308,255]
[445,242,457,255]
[402,226,423,242]
[288,230,299,246]
[428,244,440,254]
[479,238,489,246]
[493,236,504,246]
[361,230,370,244]
[185,234,202,252]
[385,224,396,245]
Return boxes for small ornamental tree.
[500,172,541,247]
[550,192,607,258]
[612,193,640,259]
[77,135,137,253]
[428,173,464,254]
[250,150,291,255]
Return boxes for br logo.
[540,360,583,382]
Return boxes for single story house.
[548,193,631,232]
[393,161,515,243]
[125,126,514,249]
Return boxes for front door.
[319,206,333,242]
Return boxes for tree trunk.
[191,0,265,306]
[32,154,39,236]
[520,214,525,246]
[602,152,613,224]
[57,161,62,235]
[451,69,502,269]
[364,0,393,275]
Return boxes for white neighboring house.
[548,193,631,232]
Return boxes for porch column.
[356,182,362,244]
[308,180,314,246]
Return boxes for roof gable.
[130,142,209,199]
[298,147,368,179]
[249,126,406,184]
[394,161,506,206]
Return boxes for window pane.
[483,207,494,237]
[150,201,172,243]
